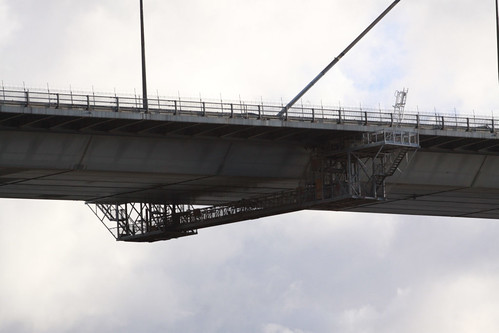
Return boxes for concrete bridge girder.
[0,129,310,204]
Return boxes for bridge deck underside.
[346,151,499,219]
[343,186,499,219]
[0,168,303,204]
[3,168,499,219]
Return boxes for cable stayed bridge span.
[1,88,498,242]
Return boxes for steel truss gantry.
[88,129,419,242]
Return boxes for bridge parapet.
[1,87,496,134]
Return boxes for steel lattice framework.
[88,129,419,242]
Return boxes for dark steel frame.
[88,129,419,242]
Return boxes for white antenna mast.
[393,88,408,125]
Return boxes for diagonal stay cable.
[277,0,402,118]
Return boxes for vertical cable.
[140,0,149,111]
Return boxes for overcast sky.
[1,0,499,332]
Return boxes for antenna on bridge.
[277,0,402,119]
[140,0,149,112]
[393,88,408,125]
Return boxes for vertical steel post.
[115,203,120,236]
[140,0,149,111]
[347,151,353,195]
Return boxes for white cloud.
[0,0,19,48]
[331,273,499,333]
[263,323,307,333]
[339,305,378,333]
[379,274,499,333]
[397,1,498,113]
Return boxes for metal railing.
[0,86,496,133]
[362,130,419,147]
